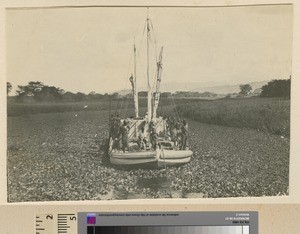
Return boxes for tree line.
[6,81,120,102]
[7,77,291,102]
[239,77,291,98]
[136,91,217,98]
[260,78,291,98]
[7,81,219,102]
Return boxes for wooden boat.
[107,15,193,168]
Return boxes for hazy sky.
[6,5,293,94]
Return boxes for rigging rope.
[116,47,134,116]
[122,95,131,117]
[162,78,179,120]
[118,18,147,116]
[118,18,148,117]
[149,19,158,63]
[148,19,162,114]
[172,95,180,120]
[136,19,149,95]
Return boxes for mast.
[153,46,164,119]
[133,43,139,117]
[129,42,139,118]
[146,12,152,122]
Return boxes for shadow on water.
[111,177,173,200]
[137,177,169,191]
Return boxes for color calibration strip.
[78,212,258,234]
[86,226,250,234]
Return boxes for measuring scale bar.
[35,212,257,234]
[35,214,77,234]
[79,212,257,234]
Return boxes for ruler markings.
[58,214,76,216]
[35,214,55,234]
[35,213,77,233]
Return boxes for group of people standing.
[109,114,189,153]
[166,117,189,150]
[109,115,130,153]
[138,121,158,150]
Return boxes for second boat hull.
[110,149,193,167]
[110,151,157,165]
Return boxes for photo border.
[1,0,299,206]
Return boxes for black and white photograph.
[6,4,292,202]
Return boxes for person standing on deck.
[109,115,120,149]
[109,115,116,150]
[180,119,188,150]
[166,117,172,136]
[150,129,158,150]
[120,120,130,152]
[138,127,147,150]
[170,119,178,146]
[149,120,158,149]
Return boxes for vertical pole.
[147,10,152,122]
[133,43,139,118]
[153,46,163,119]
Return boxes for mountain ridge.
[116,80,270,95]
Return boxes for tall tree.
[16,81,44,98]
[261,78,291,98]
[239,84,252,95]
[15,81,65,102]
[36,86,65,101]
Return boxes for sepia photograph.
[6,4,292,202]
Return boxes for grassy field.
[8,97,289,137]
[7,96,290,201]
[7,97,202,117]
[176,97,290,136]
[7,109,289,201]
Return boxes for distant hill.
[115,89,132,96]
[189,81,269,94]
[116,80,270,95]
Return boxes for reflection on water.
[137,177,169,191]
[112,177,181,199]
[95,176,204,200]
